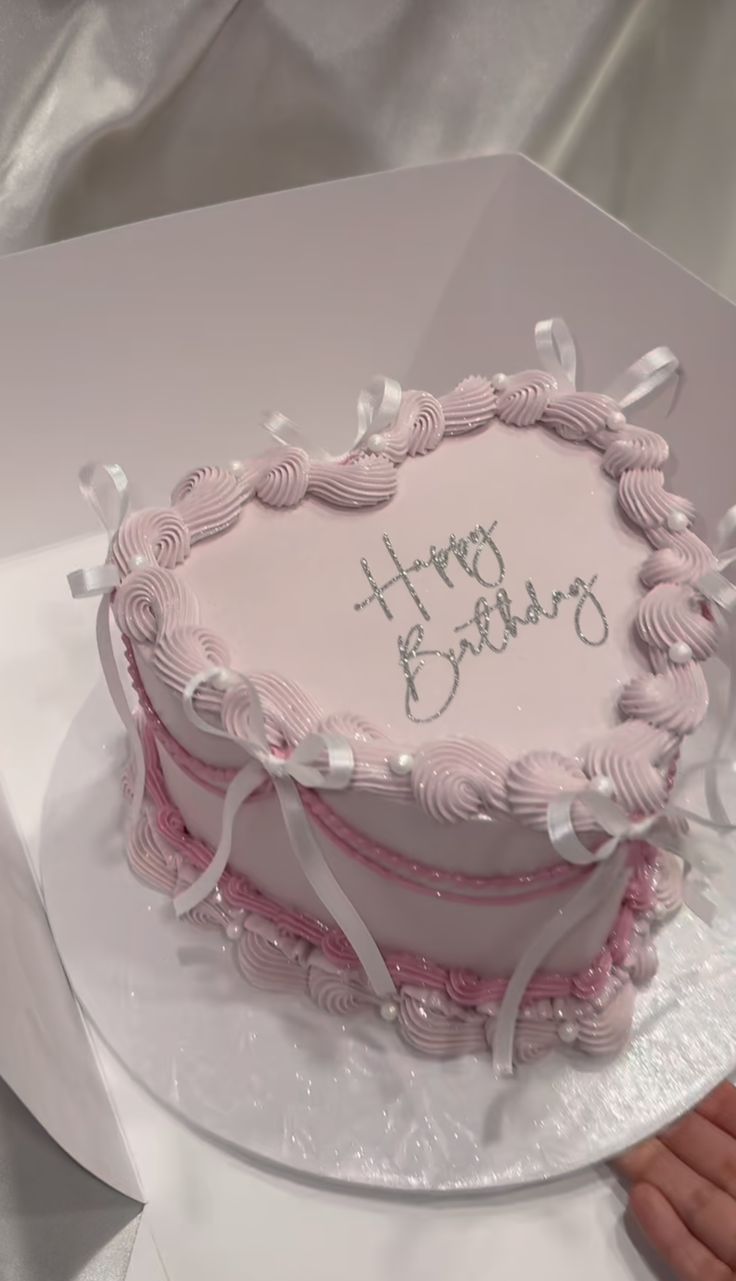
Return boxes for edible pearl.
[388,752,414,776]
[492,372,508,391]
[130,554,149,569]
[228,459,245,475]
[380,1000,399,1022]
[209,667,238,691]
[225,919,243,941]
[666,509,689,532]
[558,1021,579,1045]
[605,409,626,430]
[366,433,385,453]
[591,774,615,797]
[668,641,693,664]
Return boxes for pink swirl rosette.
[307,965,374,1017]
[172,466,245,539]
[309,455,398,507]
[439,376,497,434]
[255,447,310,507]
[575,984,634,1056]
[411,740,509,821]
[398,990,487,1056]
[496,370,556,427]
[114,566,198,643]
[114,507,191,573]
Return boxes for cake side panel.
[131,645,567,875]
[158,745,625,978]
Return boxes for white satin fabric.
[9,3,732,275]
[4,1,735,294]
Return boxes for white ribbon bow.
[67,464,146,829]
[535,317,679,411]
[262,375,403,459]
[492,782,733,1077]
[176,667,397,1000]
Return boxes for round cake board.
[40,684,736,1195]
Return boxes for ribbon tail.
[604,346,679,412]
[173,762,262,916]
[96,597,145,832]
[683,872,718,927]
[492,850,630,1077]
[715,505,736,559]
[261,411,329,460]
[275,775,396,999]
[353,377,403,452]
[534,318,577,391]
[694,563,736,828]
[706,623,736,827]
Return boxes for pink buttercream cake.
[108,354,715,1067]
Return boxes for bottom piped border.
[125,730,684,1066]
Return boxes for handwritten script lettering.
[353,521,609,723]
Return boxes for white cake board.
[40,683,736,1195]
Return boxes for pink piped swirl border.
[126,732,683,1064]
[112,356,717,834]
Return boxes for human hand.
[613,1081,736,1280]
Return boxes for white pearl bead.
[225,919,243,941]
[553,999,568,1022]
[130,554,149,569]
[558,1021,579,1045]
[666,509,689,532]
[211,667,238,690]
[491,372,508,391]
[366,433,385,453]
[591,774,615,797]
[668,641,693,664]
[388,752,414,776]
[379,1000,399,1022]
[605,408,626,430]
[228,459,245,475]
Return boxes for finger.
[614,1139,736,1266]
[698,1082,736,1141]
[661,1109,736,1199]
[629,1183,732,1281]
[613,1135,663,1183]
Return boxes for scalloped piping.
[112,361,716,827]
[127,738,682,1063]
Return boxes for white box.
[2,153,735,1281]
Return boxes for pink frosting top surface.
[178,424,648,756]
